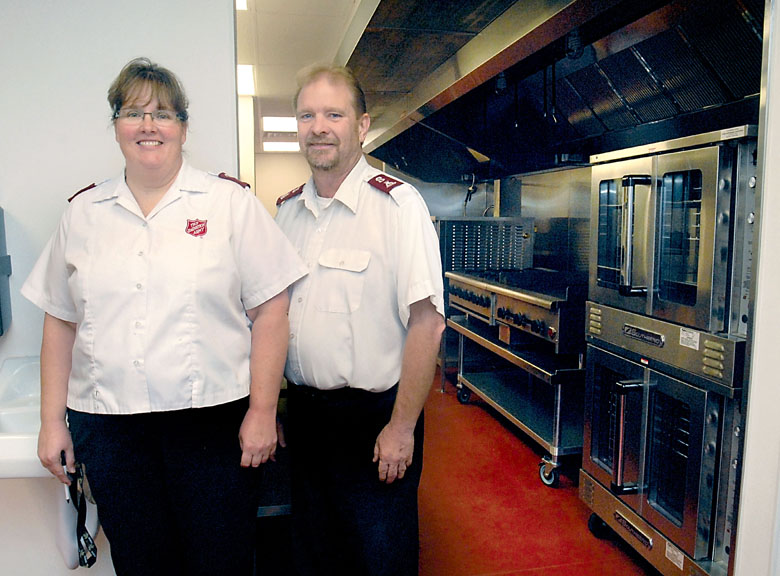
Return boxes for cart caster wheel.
[587,513,613,540]
[456,387,472,404]
[539,462,560,487]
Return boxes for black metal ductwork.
[363,0,763,182]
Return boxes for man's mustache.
[306,139,338,146]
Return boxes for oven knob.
[547,326,557,340]
[531,320,545,334]
[497,307,506,319]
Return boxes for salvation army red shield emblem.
[185,219,208,237]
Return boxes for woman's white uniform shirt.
[275,156,444,392]
[22,161,307,414]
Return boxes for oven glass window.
[591,364,619,472]
[658,170,702,306]
[647,389,691,526]
[596,179,621,289]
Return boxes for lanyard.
[66,463,97,568]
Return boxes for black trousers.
[287,384,423,576]
[67,398,260,576]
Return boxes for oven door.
[590,157,654,316]
[641,369,722,560]
[651,145,731,332]
[583,344,645,514]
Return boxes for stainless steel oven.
[584,337,724,560]
[589,126,757,337]
[581,304,744,576]
[582,127,754,576]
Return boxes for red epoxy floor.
[256,374,661,575]
[419,380,661,576]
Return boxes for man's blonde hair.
[293,64,367,117]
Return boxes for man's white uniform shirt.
[22,161,308,414]
[275,156,444,392]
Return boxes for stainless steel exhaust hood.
[347,0,763,182]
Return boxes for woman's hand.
[38,418,74,484]
[238,406,278,467]
[39,313,77,485]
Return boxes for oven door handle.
[610,378,643,495]
[619,175,651,297]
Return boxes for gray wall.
[500,166,590,273]
[0,0,238,365]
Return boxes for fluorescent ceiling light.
[262,116,297,132]
[263,142,300,153]
[235,0,247,10]
[237,65,255,96]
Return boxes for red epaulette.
[218,172,251,190]
[68,183,97,203]
[367,174,403,194]
[276,184,304,206]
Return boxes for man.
[274,65,445,575]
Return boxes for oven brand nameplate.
[622,324,665,347]
[614,511,653,550]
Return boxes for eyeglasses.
[114,108,183,126]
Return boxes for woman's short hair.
[108,57,189,123]
[293,64,367,117]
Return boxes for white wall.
[734,1,780,574]
[0,0,238,365]
[238,95,256,191]
[255,151,311,215]
[0,1,237,574]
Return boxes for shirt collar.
[301,156,369,215]
[96,160,199,219]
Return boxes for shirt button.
[138,251,144,257]
[133,360,140,367]
[297,297,303,303]
[135,321,142,328]
[289,333,295,340]
[136,283,143,290]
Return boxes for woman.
[22,57,307,575]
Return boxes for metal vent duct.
[354,0,763,182]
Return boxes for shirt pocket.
[314,249,370,314]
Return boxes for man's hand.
[373,423,414,483]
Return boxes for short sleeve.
[230,189,308,310]
[395,193,445,327]
[21,213,79,322]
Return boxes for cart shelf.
[447,315,585,487]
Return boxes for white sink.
[0,356,48,479]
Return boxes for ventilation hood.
[350,0,763,183]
